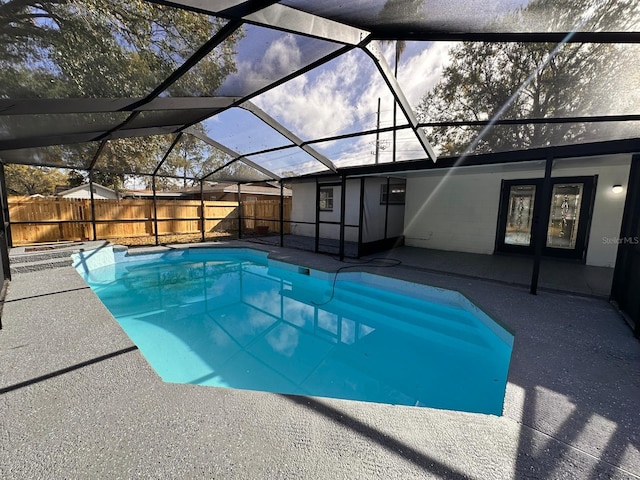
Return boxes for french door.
[496,176,596,260]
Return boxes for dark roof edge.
[285,137,640,181]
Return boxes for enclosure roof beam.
[198,157,242,182]
[184,127,281,181]
[418,113,640,128]
[362,41,437,163]
[90,20,243,145]
[146,0,279,17]
[175,43,356,136]
[87,140,108,171]
[91,168,195,181]
[149,1,368,45]
[153,133,184,176]
[240,101,338,173]
[0,125,184,152]
[370,31,640,44]
[0,97,239,116]
[127,20,244,109]
[242,4,369,45]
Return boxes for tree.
[0,0,239,98]
[67,170,86,188]
[416,0,640,156]
[0,0,243,184]
[4,164,68,195]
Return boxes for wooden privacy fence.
[8,197,292,245]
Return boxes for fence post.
[315,178,320,253]
[280,182,284,247]
[55,198,64,241]
[0,163,13,248]
[237,183,242,239]
[200,180,205,242]
[88,172,97,241]
[152,176,159,246]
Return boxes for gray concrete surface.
[250,236,613,297]
[1,242,638,479]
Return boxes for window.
[319,187,333,211]
[380,184,406,205]
[245,196,257,202]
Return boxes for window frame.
[380,183,406,205]
[319,187,334,211]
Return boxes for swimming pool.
[73,246,513,415]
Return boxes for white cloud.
[261,34,303,78]
[254,42,455,167]
[266,325,299,357]
[236,34,304,93]
[399,42,455,106]
[255,51,363,139]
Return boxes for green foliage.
[416,0,640,156]
[0,0,244,184]
[67,169,86,187]
[153,130,232,190]
[4,164,68,195]
[0,0,238,98]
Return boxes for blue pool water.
[74,247,513,415]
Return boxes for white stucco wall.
[403,154,632,267]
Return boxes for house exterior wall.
[403,154,632,267]
[291,179,361,242]
[290,177,406,243]
[60,185,116,200]
[362,177,405,242]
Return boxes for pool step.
[285,281,492,351]
[333,281,480,334]
[9,250,73,274]
[335,280,476,327]
[322,290,491,352]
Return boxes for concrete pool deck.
[1,242,639,479]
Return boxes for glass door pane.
[505,185,536,246]
[546,183,584,249]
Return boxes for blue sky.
[199,36,457,176]
[194,0,557,176]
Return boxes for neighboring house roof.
[56,183,116,197]
[124,182,292,198]
[121,189,182,198]
[215,184,293,196]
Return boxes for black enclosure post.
[339,175,347,261]
[237,183,242,239]
[279,182,284,247]
[315,178,320,253]
[0,162,13,248]
[357,177,365,258]
[384,176,391,239]
[152,175,159,246]
[531,156,554,295]
[0,162,11,288]
[200,180,205,242]
[88,171,98,241]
